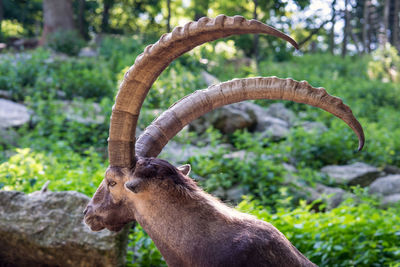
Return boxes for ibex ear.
[177,164,191,176]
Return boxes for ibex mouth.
[84,215,105,232]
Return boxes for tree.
[329,0,337,54]
[342,0,350,57]
[167,0,171,32]
[101,0,114,33]
[362,0,370,53]
[0,0,3,39]
[391,0,399,50]
[41,0,75,43]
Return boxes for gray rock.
[190,102,257,134]
[382,194,400,207]
[0,99,31,128]
[159,141,232,164]
[301,121,328,133]
[321,162,382,186]
[223,150,255,162]
[383,165,400,174]
[200,70,220,86]
[57,100,105,124]
[0,90,12,99]
[0,190,129,266]
[282,163,298,173]
[256,117,289,141]
[265,103,296,125]
[0,128,20,147]
[369,175,400,196]
[79,47,98,57]
[304,184,351,209]
[226,185,248,203]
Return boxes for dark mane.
[135,158,198,191]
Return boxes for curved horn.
[136,77,365,158]
[108,15,298,167]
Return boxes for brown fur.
[84,158,317,267]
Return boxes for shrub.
[46,30,86,56]
[238,194,400,267]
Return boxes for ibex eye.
[108,181,117,187]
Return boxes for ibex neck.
[132,189,239,266]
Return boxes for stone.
[381,194,400,207]
[321,162,382,186]
[0,128,20,147]
[383,165,400,175]
[79,47,98,57]
[200,70,220,86]
[223,150,255,162]
[189,102,257,134]
[226,185,248,203]
[300,121,328,133]
[369,175,400,196]
[0,99,32,128]
[0,190,129,267]
[256,117,289,141]
[159,141,233,165]
[265,103,296,125]
[57,100,105,125]
[0,90,12,99]
[303,184,351,209]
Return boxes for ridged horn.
[136,77,365,158]
[108,15,298,167]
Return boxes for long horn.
[136,77,365,158]
[108,15,298,168]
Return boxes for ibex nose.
[83,205,91,216]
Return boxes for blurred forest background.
[0,0,400,266]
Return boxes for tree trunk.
[253,0,259,69]
[392,0,399,50]
[382,0,390,45]
[167,0,171,32]
[101,0,114,33]
[0,0,3,39]
[41,0,75,44]
[78,0,86,38]
[362,0,370,53]
[342,0,349,57]
[329,0,336,54]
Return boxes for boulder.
[383,165,400,175]
[200,70,220,86]
[256,117,289,141]
[381,194,400,207]
[369,175,400,196]
[0,190,129,267]
[265,103,296,125]
[189,102,257,134]
[226,185,248,203]
[302,184,351,209]
[300,121,328,133]
[321,162,382,186]
[0,99,31,128]
[79,47,98,58]
[159,141,232,164]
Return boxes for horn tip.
[357,138,365,152]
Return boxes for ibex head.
[84,15,364,232]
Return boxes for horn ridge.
[136,77,364,158]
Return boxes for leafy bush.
[238,194,400,267]
[46,30,86,56]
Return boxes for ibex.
[84,15,364,267]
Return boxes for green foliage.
[46,30,86,56]
[368,44,400,83]
[238,194,400,267]
[0,48,115,101]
